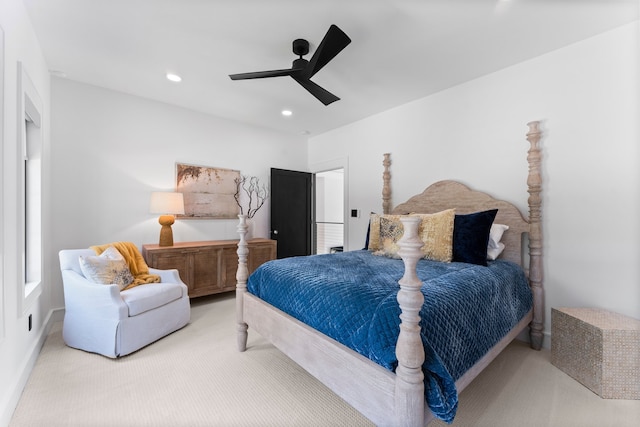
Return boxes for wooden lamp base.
[158,214,175,247]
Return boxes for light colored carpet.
[10,293,640,427]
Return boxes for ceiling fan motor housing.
[293,39,309,57]
[292,58,309,71]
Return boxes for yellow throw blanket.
[90,241,160,290]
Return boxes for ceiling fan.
[229,25,351,106]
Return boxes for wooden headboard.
[391,180,528,267]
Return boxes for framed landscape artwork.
[176,163,240,219]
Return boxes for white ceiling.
[23,0,638,136]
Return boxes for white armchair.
[59,249,190,358]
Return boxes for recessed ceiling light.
[166,73,182,82]
[281,110,293,117]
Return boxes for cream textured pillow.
[79,246,134,290]
[411,209,456,262]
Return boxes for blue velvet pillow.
[452,209,498,266]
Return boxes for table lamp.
[150,192,185,246]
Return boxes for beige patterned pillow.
[79,246,134,290]
[374,216,405,259]
[369,210,455,261]
[411,209,455,262]
[367,213,402,252]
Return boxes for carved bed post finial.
[395,216,425,426]
[526,121,544,350]
[383,153,391,214]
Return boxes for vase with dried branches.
[234,176,269,292]
[234,175,268,219]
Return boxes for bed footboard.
[236,216,427,427]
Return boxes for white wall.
[0,1,53,426]
[50,77,308,310]
[309,22,640,345]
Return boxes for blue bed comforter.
[247,250,532,423]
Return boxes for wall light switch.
[351,209,359,218]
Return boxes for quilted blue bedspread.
[247,250,532,423]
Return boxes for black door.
[270,168,312,258]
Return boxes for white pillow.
[487,242,505,261]
[487,224,509,261]
[79,246,134,290]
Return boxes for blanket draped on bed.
[247,250,532,423]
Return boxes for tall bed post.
[394,216,426,427]
[526,121,544,350]
[382,153,391,214]
[236,215,249,352]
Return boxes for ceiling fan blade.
[292,76,339,105]
[307,24,351,78]
[229,67,303,80]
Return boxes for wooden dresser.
[142,239,276,298]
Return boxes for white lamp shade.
[150,192,185,215]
